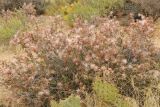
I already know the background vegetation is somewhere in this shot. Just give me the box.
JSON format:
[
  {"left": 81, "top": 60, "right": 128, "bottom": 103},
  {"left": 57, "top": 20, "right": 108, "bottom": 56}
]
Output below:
[{"left": 0, "top": 0, "right": 160, "bottom": 107}]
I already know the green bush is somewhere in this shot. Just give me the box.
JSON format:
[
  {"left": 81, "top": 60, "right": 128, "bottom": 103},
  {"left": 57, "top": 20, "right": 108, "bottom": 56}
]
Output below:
[
  {"left": 93, "top": 80, "right": 130, "bottom": 107},
  {"left": 45, "top": 0, "right": 124, "bottom": 23},
  {"left": 0, "top": 10, "right": 25, "bottom": 41},
  {"left": 45, "top": 0, "right": 76, "bottom": 15},
  {"left": 73, "top": 0, "right": 124, "bottom": 18},
  {"left": 50, "top": 95, "right": 81, "bottom": 107}
]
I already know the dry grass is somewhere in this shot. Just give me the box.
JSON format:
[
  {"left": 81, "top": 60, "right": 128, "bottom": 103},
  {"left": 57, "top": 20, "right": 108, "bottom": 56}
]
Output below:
[
  {"left": 153, "top": 37, "right": 160, "bottom": 48},
  {"left": 153, "top": 18, "right": 160, "bottom": 48},
  {"left": 0, "top": 46, "right": 15, "bottom": 106},
  {"left": 0, "top": 15, "right": 57, "bottom": 107}
]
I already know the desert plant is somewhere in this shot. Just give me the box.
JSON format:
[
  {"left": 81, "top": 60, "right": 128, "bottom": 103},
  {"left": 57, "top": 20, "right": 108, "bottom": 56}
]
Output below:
[
  {"left": 50, "top": 95, "right": 81, "bottom": 107},
  {"left": 93, "top": 80, "right": 130, "bottom": 107},
  {"left": 0, "top": 10, "right": 26, "bottom": 42},
  {"left": 45, "top": 0, "right": 124, "bottom": 24},
  {"left": 0, "top": 15, "right": 160, "bottom": 107},
  {"left": 45, "top": 0, "right": 77, "bottom": 15}
]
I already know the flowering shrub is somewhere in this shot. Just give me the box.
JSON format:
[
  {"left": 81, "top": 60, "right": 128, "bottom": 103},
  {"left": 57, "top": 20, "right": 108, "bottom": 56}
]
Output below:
[
  {"left": 61, "top": 17, "right": 160, "bottom": 102},
  {"left": 0, "top": 15, "right": 160, "bottom": 106}
]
